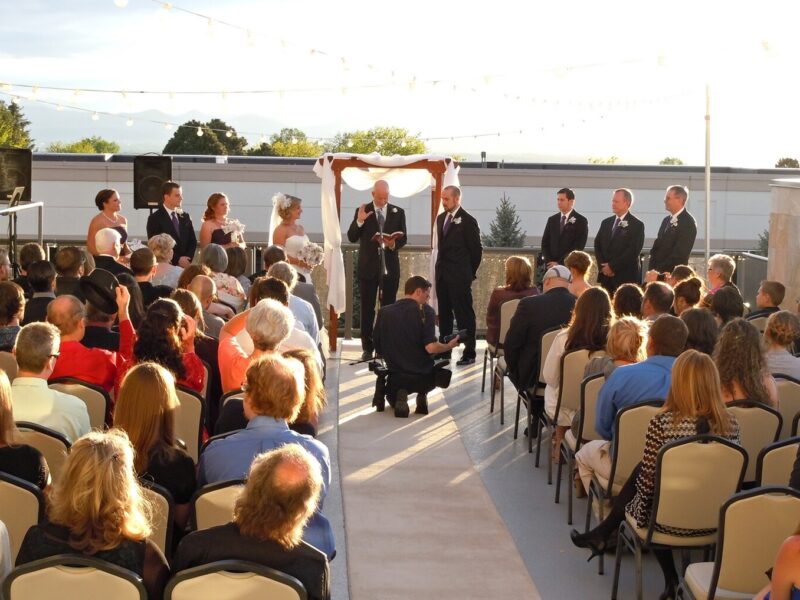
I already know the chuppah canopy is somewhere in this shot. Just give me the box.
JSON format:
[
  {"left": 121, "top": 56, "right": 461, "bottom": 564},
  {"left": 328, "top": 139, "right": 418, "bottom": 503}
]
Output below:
[{"left": 313, "top": 152, "right": 459, "bottom": 350}]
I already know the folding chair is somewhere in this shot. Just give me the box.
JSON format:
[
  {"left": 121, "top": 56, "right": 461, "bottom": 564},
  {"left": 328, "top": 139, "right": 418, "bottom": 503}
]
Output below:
[
  {"left": 755, "top": 437, "right": 800, "bottom": 486},
  {"left": 199, "top": 429, "right": 243, "bottom": 457},
  {"left": 773, "top": 374, "right": 800, "bottom": 439},
  {"left": 0, "top": 472, "right": 45, "bottom": 564},
  {"left": 175, "top": 385, "right": 206, "bottom": 463},
  {"left": 191, "top": 480, "right": 246, "bottom": 531},
  {"left": 139, "top": 479, "right": 175, "bottom": 561},
  {"left": 220, "top": 388, "right": 245, "bottom": 407},
  {"left": 15, "top": 421, "right": 71, "bottom": 483},
  {"left": 165, "top": 560, "right": 306, "bottom": 600},
  {"left": 745, "top": 315, "right": 768, "bottom": 334},
  {"left": 726, "top": 400, "right": 782, "bottom": 484},
  {"left": 482, "top": 298, "right": 520, "bottom": 393},
  {"left": 49, "top": 377, "right": 111, "bottom": 431}
]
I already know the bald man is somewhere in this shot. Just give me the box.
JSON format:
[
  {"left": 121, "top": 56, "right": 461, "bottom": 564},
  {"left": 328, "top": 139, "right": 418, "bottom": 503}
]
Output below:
[{"left": 346, "top": 180, "right": 407, "bottom": 361}]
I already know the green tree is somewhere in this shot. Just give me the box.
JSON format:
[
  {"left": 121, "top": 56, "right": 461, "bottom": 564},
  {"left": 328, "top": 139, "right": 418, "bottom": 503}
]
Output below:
[
  {"left": 325, "top": 126, "right": 426, "bottom": 155},
  {"left": 0, "top": 101, "right": 33, "bottom": 149},
  {"left": 659, "top": 157, "right": 684, "bottom": 165},
  {"left": 163, "top": 119, "right": 226, "bottom": 155},
  {"left": 47, "top": 136, "right": 120, "bottom": 153},
  {"left": 755, "top": 229, "right": 769, "bottom": 256},
  {"left": 246, "top": 142, "right": 276, "bottom": 156},
  {"left": 206, "top": 118, "right": 248, "bottom": 155},
  {"left": 481, "top": 193, "right": 526, "bottom": 248},
  {"left": 588, "top": 156, "right": 619, "bottom": 164},
  {"left": 269, "top": 128, "right": 323, "bottom": 157},
  {"left": 775, "top": 157, "right": 799, "bottom": 168}
]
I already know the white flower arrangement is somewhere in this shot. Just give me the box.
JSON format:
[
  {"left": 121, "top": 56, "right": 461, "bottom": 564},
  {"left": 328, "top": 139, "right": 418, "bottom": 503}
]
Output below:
[
  {"left": 222, "top": 218, "right": 246, "bottom": 237},
  {"left": 127, "top": 238, "right": 144, "bottom": 252},
  {"left": 670, "top": 218, "right": 679, "bottom": 227},
  {"left": 391, "top": 207, "right": 398, "bottom": 213},
  {"left": 618, "top": 220, "right": 628, "bottom": 228},
  {"left": 453, "top": 217, "right": 462, "bottom": 225},
  {"left": 297, "top": 240, "right": 324, "bottom": 267},
  {"left": 568, "top": 216, "right": 576, "bottom": 224},
  {"left": 175, "top": 207, "right": 184, "bottom": 216},
  {"left": 272, "top": 192, "right": 293, "bottom": 211}
]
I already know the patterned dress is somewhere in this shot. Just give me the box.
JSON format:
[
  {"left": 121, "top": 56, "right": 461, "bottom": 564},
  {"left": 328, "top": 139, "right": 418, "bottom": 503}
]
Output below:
[{"left": 626, "top": 411, "right": 740, "bottom": 536}]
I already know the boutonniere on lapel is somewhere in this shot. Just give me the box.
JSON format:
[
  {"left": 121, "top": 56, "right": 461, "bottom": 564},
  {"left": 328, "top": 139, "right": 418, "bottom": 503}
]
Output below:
[
  {"left": 391, "top": 207, "right": 398, "bottom": 213},
  {"left": 618, "top": 220, "right": 628, "bottom": 228},
  {"left": 568, "top": 216, "right": 576, "bottom": 224},
  {"left": 453, "top": 217, "right": 462, "bottom": 225},
  {"left": 175, "top": 207, "right": 184, "bottom": 216},
  {"left": 670, "top": 218, "right": 679, "bottom": 228}
]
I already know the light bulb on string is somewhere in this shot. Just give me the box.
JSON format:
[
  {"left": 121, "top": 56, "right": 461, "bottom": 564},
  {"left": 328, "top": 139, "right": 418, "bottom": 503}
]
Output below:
[
  {"left": 376, "top": 140, "right": 383, "bottom": 148},
  {"left": 114, "top": 0, "right": 128, "bottom": 7},
  {"left": 91, "top": 112, "right": 100, "bottom": 121},
  {"left": 164, "top": 123, "right": 173, "bottom": 130},
  {"left": 246, "top": 30, "right": 255, "bottom": 46},
  {"left": 126, "top": 117, "right": 134, "bottom": 127},
  {"left": 400, "top": 140, "right": 407, "bottom": 148},
  {"left": 225, "top": 130, "right": 233, "bottom": 138},
  {"left": 196, "top": 126, "right": 204, "bottom": 137},
  {"left": 31, "top": 86, "right": 39, "bottom": 98},
  {"left": 0, "top": 83, "right": 10, "bottom": 91},
  {"left": 346, "top": 139, "right": 353, "bottom": 148},
  {"left": 73, "top": 89, "right": 80, "bottom": 97},
  {"left": 291, "top": 137, "right": 298, "bottom": 144},
  {"left": 56, "top": 104, "right": 64, "bottom": 112},
  {"left": 10, "top": 96, "right": 20, "bottom": 105},
  {"left": 259, "top": 134, "right": 267, "bottom": 144}
]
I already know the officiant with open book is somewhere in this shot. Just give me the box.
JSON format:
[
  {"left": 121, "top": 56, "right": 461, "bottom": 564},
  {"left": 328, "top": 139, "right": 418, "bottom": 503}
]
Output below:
[{"left": 347, "top": 179, "right": 407, "bottom": 361}]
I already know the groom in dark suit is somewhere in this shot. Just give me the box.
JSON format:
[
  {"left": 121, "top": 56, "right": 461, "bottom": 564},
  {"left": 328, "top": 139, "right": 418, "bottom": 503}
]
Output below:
[
  {"left": 146, "top": 181, "right": 197, "bottom": 268},
  {"left": 593, "top": 188, "right": 645, "bottom": 294},
  {"left": 646, "top": 185, "right": 697, "bottom": 280},
  {"left": 541, "top": 187, "right": 588, "bottom": 267},
  {"left": 346, "top": 180, "right": 407, "bottom": 361},
  {"left": 436, "top": 185, "right": 483, "bottom": 366}
]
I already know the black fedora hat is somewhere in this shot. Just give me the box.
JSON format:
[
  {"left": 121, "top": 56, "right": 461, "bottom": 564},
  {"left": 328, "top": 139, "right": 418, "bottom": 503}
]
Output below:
[{"left": 79, "top": 268, "right": 119, "bottom": 314}]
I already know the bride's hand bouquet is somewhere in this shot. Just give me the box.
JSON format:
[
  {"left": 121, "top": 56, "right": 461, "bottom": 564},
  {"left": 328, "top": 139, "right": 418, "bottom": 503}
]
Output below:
[{"left": 297, "top": 241, "right": 324, "bottom": 267}]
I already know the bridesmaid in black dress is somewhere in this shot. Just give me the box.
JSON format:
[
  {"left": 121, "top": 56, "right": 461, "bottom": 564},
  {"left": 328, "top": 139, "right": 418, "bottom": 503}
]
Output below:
[
  {"left": 87, "top": 189, "right": 131, "bottom": 257},
  {"left": 199, "top": 193, "right": 246, "bottom": 250}
]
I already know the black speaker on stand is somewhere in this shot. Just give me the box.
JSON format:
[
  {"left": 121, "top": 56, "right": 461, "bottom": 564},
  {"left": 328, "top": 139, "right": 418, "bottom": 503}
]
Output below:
[
  {"left": 133, "top": 155, "right": 172, "bottom": 210},
  {"left": 0, "top": 147, "right": 32, "bottom": 277}
]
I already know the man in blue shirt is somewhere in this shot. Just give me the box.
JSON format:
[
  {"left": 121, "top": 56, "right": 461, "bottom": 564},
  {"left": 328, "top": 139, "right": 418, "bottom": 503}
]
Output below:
[
  {"left": 199, "top": 353, "right": 335, "bottom": 558},
  {"left": 575, "top": 315, "right": 688, "bottom": 494}
]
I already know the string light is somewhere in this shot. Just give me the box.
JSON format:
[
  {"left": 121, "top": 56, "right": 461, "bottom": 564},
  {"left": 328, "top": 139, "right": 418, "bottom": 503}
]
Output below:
[
  {"left": 196, "top": 126, "right": 203, "bottom": 136},
  {"left": 91, "top": 112, "right": 99, "bottom": 121},
  {"left": 259, "top": 134, "right": 267, "bottom": 144},
  {"left": 290, "top": 137, "right": 298, "bottom": 144},
  {"left": 0, "top": 83, "right": 10, "bottom": 92},
  {"left": 113, "top": 0, "right": 128, "bottom": 7},
  {"left": 164, "top": 123, "right": 172, "bottom": 130},
  {"left": 225, "top": 130, "right": 233, "bottom": 138},
  {"left": 126, "top": 117, "right": 134, "bottom": 126},
  {"left": 346, "top": 139, "right": 353, "bottom": 148}
]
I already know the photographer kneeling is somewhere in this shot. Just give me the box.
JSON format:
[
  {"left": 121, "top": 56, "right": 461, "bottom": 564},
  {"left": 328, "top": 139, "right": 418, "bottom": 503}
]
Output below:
[{"left": 372, "top": 275, "right": 462, "bottom": 418}]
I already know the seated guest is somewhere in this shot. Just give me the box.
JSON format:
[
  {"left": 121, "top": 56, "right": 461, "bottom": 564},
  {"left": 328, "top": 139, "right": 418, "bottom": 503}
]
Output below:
[
  {"left": 641, "top": 281, "right": 674, "bottom": 322},
  {"left": 0, "top": 282, "right": 24, "bottom": 351},
  {"left": 268, "top": 262, "right": 319, "bottom": 343},
  {"left": 171, "top": 289, "right": 222, "bottom": 426},
  {"left": 764, "top": 311, "right": 800, "bottom": 380},
  {"left": 700, "top": 253, "right": 738, "bottom": 307},
  {"left": 201, "top": 243, "right": 246, "bottom": 311},
  {"left": 680, "top": 307, "right": 719, "bottom": 355},
  {"left": 114, "top": 362, "right": 196, "bottom": 530},
  {"left": 130, "top": 247, "right": 172, "bottom": 308},
  {"left": 484, "top": 255, "right": 538, "bottom": 347},
  {"left": 572, "top": 350, "right": 740, "bottom": 600},
  {"left": 0, "top": 248, "right": 10, "bottom": 282},
  {"left": 47, "top": 288, "right": 133, "bottom": 394},
  {"left": 260, "top": 245, "right": 322, "bottom": 328},
  {"left": 714, "top": 318, "right": 778, "bottom": 406},
  {"left": 225, "top": 246, "right": 251, "bottom": 298},
  {"left": 749, "top": 280, "right": 785, "bottom": 320},
  {"left": 665, "top": 264, "right": 697, "bottom": 287},
  {"left": 612, "top": 282, "right": 644, "bottom": 318},
  {"left": 82, "top": 300, "right": 120, "bottom": 352},
  {"left": 117, "top": 273, "right": 146, "bottom": 329},
  {"left": 21, "top": 260, "right": 56, "bottom": 325},
  {"left": 373, "top": 276, "right": 461, "bottom": 418},
  {"left": 575, "top": 315, "right": 688, "bottom": 495},
  {"left": 544, "top": 287, "right": 613, "bottom": 449},
  {"left": 11, "top": 322, "right": 90, "bottom": 442},
  {"left": 754, "top": 523, "right": 800, "bottom": 600},
  {"left": 199, "top": 354, "right": 335, "bottom": 559},
  {"left": 711, "top": 285, "right": 745, "bottom": 326},
  {"left": 672, "top": 276, "right": 704, "bottom": 315},
  {"left": 93, "top": 228, "right": 133, "bottom": 277},
  {"left": 16, "top": 429, "right": 169, "bottom": 599},
  {"left": 584, "top": 315, "right": 648, "bottom": 379},
  {"left": 187, "top": 275, "right": 224, "bottom": 338},
  {"left": 174, "top": 445, "right": 330, "bottom": 600},
  {"left": 178, "top": 263, "right": 233, "bottom": 320},
  {"left": 504, "top": 265, "right": 577, "bottom": 389},
  {"left": 565, "top": 250, "right": 594, "bottom": 298},
  {"left": 218, "top": 298, "right": 293, "bottom": 393},
  {"left": 0, "top": 368, "right": 50, "bottom": 489},
  {"left": 13, "top": 242, "right": 45, "bottom": 299},
  {"left": 116, "top": 298, "right": 204, "bottom": 396},
  {"left": 53, "top": 246, "right": 85, "bottom": 301},
  {"left": 148, "top": 233, "right": 184, "bottom": 289}
]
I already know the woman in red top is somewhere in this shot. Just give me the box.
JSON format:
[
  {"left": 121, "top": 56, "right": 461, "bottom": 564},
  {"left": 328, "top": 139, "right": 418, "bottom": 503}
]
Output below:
[
  {"left": 484, "top": 255, "right": 538, "bottom": 347},
  {"left": 116, "top": 298, "right": 204, "bottom": 396}
]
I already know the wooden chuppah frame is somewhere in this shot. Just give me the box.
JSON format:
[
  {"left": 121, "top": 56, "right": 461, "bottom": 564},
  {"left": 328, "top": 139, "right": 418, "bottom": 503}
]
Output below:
[{"left": 317, "top": 155, "right": 455, "bottom": 352}]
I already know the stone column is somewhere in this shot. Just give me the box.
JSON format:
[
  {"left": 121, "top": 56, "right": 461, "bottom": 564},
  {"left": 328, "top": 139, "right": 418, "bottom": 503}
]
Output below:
[{"left": 768, "top": 179, "right": 800, "bottom": 310}]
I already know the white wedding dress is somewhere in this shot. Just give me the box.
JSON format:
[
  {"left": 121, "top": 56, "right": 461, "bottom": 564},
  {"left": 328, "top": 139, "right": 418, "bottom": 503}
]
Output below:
[{"left": 284, "top": 234, "right": 314, "bottom": 283}]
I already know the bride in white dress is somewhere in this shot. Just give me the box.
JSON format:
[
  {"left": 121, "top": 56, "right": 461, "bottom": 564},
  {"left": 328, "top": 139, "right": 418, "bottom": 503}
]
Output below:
[{"left": 269, "top": 193, "right": 314, "bottom": 283}]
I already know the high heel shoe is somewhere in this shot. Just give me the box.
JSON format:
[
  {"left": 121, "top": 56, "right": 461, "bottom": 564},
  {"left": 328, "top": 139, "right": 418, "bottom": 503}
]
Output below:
[{"left": 570, "top": 528, "right": 612, "bottom": 561}]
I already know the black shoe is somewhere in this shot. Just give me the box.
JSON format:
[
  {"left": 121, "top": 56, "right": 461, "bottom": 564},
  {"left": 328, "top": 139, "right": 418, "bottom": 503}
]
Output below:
[
  {"left": 394, "top": 390, "right": 409, "bottom": 418},
  {"left": 372, "top": 394, "right": 385, "bottom": 412},
  {"left": 456, "top": 356, "right": 476, "bottom": 366},
  {"left": 569, "top": 529, "right": 613, "bottom": 561},
  {"left": 414, "top": 393, "right": 428, "bottom": 415},
  {"left": 361, "top": 350, "right": 373, "bottom": 361}
]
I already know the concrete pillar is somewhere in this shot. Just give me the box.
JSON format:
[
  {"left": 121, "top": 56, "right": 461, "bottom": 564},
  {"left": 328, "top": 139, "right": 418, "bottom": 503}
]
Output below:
[{"left": 768, "top": 179, "right": 800, "bottom": 310}]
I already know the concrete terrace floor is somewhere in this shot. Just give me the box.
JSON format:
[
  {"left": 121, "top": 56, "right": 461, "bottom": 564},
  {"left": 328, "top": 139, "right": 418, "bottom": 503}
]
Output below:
[{"left": 320, "top": 340, "right": 667, "bottom": 600}]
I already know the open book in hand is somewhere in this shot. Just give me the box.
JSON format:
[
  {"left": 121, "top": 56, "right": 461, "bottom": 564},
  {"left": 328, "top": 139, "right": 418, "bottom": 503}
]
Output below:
[{"left": 370, "top": 231, "right": 404, "bottom": 243}]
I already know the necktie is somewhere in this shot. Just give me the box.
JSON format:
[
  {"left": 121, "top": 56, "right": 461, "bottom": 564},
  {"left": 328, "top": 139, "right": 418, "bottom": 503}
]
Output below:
[
  {"left": 443, "top": 213, "right": 453, "bottom": 237},
  {"left": 560, "top": 214, "right": 567, "bottom": 233},
  {"left": 611, "top": 217, "right": 620, "bottom": 236},
  {"left": 171, "top": 211, "right": 181, "bottom": 239},
  {"left": 376, "top": 207, "right": 385, "bottom": 229}
]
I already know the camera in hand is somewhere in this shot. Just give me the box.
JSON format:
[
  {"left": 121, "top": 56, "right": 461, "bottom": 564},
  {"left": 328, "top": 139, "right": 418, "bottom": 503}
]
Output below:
[{"left": 443, "top": 329, "right": 467, "bottom": 344}]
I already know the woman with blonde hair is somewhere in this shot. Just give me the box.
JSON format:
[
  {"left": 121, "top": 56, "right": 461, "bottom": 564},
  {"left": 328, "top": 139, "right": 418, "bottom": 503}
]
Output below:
[
  {"left": 565, "top": 250, "right": 593, "bottom": 298},
  {"left": 283, "top": 348, "right": 327, "bottom": 437},
  {"left": 764, "top": 310, "right": 800, "bottom": 380},
  {"left": 484, "top": 255, "right": 538, "bottom": 347},
  {"left": 148, "top": 233, "right": 184, "bottom": 289},
  {"left": 572, "top": 350, "right": 740, "bottom": 599},
  {"left": 199, "top": 192, "right": 246, "bottom": 250},
  {"left": 114, "top": 362, "right": 196, "bottom": 528},
  {"left": 16, "top": 429, "right": 169, "bottom": 598},
  {"left": 584, "top": 315, "right": 647, "bottom": 379},
  {"left": 714, "top": 318, "right": 778, "bottom": 406},
  {"left": 0, "top": 369, "right": 49, "bottom": 489}
]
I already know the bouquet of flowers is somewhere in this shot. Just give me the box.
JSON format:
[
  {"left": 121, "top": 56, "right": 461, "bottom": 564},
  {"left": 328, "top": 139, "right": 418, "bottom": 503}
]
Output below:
[
  {"left": 297, "top": 240, "right": 324, "bottom": 267},
  {"left": 127, "top": 238, "right": 144, "bottom": 252},
  {"left": 223, "top": 218, "right": 246, "bottom": 238}
]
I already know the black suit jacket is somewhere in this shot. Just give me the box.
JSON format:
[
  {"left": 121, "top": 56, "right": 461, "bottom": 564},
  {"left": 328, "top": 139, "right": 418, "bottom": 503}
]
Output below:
[
  {"left": 146, "top": 207, "right": 198, "bottom": 266},
  {"left": 648, "top": 209, "right": 697, "bottom": 274},
  {"left": 93, "top": 255, "right": 134, "bottom": 278},
  {"left": 138, "top": 281, "right": 172, "bottom": 307},
  {"left": 594, "top": 213, "right": 645, "bottom": 290},
  {"left": 346, "top": 202, "right": 406, "bottom": 282},
  {"left": 21, "top": 295, "right": 54, "bottom": 326},
  {"left": 503, "top": 287, "right": 577, "bottom": 388},
  {"left": 541, "top": 210, "right": 588, "bottom": 264},
  {"left": 435, "top": 207, "right": 483, "bottom": 286},
  {"left": 55, "top": 277, "right": 85, "bottom": 302}
]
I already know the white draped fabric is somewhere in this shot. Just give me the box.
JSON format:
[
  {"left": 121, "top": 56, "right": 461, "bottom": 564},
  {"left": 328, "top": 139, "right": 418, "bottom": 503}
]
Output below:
[{"left": 313, "top": 153, "right": 459, "bottom": 315}]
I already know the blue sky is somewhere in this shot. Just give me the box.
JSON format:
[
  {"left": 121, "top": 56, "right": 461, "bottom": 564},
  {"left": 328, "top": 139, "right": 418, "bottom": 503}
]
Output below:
[{"left": 2, "top": 0, "right": 800, "bottom": 166}]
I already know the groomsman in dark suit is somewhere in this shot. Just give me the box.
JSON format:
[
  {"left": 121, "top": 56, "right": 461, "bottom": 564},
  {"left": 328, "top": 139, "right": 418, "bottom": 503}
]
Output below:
[
  {"left": 436, "top": 185, "right": 483, "bottom": 366},
  {"left": 541, "top": 188, "right": 588, "bottom": 267},
  {"left": 346, "top": 180, "right": 407, "bottom": 361},
  {"left": 645, "top": 185, "right": 698, "bottom": 280},
  {"left": 146, "top": 181, "right": 197, "bottom": 268},
  {"left": 593, "top": 188, "right": 645, "bottom": 294}
]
